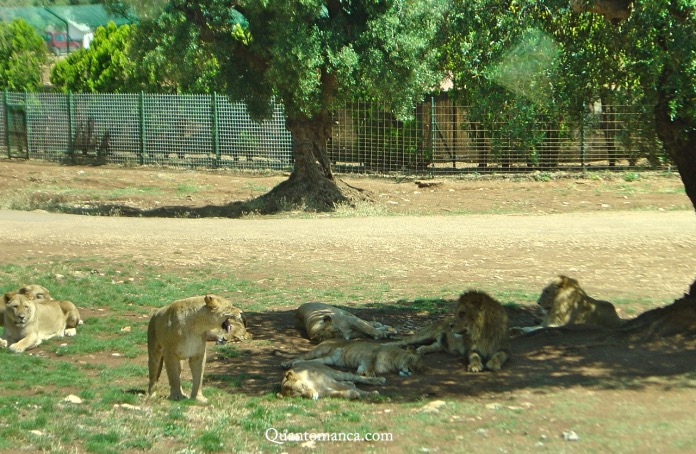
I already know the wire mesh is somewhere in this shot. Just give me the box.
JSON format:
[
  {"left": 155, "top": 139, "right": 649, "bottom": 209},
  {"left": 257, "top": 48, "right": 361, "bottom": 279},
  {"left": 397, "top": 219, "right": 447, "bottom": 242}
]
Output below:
[
  {"left": 0, "top": 91, "right": 664, "bottom": 175},
  {"left": 328, "top": 98, "right": 664, "bottom": 174}
]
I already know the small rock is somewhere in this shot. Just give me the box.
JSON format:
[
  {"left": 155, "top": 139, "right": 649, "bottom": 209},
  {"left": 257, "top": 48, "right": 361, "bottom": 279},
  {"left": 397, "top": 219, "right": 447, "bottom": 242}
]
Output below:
[
  {"left": 63, "top": 395, "right": 82, "bottom": 404},
  {"left": 114, "top": 403, "right": 142, "bottom": 411},
  {"left": 418, "top": 400, "right": 446, "bottom": 413},
  {"left": 562, "top": 430, "right": 580, "bottom": 441}
]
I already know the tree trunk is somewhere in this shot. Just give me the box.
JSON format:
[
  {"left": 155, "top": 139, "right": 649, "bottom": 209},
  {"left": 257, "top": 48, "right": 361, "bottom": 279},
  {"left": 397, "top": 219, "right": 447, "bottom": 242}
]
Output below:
[
  {"left": 655, "top": 68, "right": 696, "bottom": 212},
  {"left": 254, "top": 111, "right": 368, "bottom": 213}
]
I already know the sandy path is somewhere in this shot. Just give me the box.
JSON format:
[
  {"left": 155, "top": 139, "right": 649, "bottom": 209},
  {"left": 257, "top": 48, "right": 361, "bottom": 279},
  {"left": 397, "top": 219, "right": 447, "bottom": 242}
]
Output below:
[{"left": 2, "top": 209, "right": 695, "bottom": 300}]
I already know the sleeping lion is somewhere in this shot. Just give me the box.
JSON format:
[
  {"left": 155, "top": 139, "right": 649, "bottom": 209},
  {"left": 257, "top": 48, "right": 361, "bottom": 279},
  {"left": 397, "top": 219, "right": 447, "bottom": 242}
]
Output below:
[
  {"left": 279, "top": 362, "right": 384, "bottom": 400},
  {"left": 281, "top": 339, "right": 424, "bottom": 377},
  {"left": 296, "top": 302, "right": 396, "bottom": 342}
]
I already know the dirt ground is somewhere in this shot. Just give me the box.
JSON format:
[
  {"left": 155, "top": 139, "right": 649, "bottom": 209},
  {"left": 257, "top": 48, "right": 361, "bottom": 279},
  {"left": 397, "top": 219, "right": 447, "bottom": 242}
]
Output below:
[{"left": 1, "top": 160, "right": 696, "bottom": 451}]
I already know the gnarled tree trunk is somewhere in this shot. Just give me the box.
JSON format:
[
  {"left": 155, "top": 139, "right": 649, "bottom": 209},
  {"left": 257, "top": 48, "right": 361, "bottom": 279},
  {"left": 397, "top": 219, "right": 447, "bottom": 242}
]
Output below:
[
  {"left": 655, "top": 68, "right": 696, "bottom": 212},
  {"left": 255, "top": 111, "right": 367, "bottom": 213}
]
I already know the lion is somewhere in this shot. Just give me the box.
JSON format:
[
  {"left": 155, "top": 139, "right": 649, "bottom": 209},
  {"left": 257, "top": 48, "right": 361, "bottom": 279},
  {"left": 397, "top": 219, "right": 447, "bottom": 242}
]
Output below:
[
  {"left": 384, "top": 316, "right": 467, "bottom": 355},
  {"left": 147, "top": 294, "right": 245, "bottom": 402},
  {"left": 450, "top": 290, "right": 511, "bottom": 372},
  {"left": 17, "top": 284, "right": 52, "bottom": 301},
  {"left": 206, "top": 313, "right": 252, "bottom": 344},
  {"left": 281, "top": 339, "right": 424, "bottom": 377},
  {"left": 1, "top": 292, "right": 81, "bottom": 353},
  {"left": 279, "top": 362, "right": 385, "bottom": 400},
  {"left": 537, "top": 275, "right": 623, "bottom": 329},
  {"left": 296, "top": 302, "right": 397, "bottom": 343},
  {"left": 1, "top": 284, "right": 53, "bottom": 328}
]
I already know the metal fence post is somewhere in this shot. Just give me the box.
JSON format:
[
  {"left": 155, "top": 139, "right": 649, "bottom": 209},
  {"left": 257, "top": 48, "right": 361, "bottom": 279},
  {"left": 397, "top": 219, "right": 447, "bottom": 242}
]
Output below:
[
  {"left": 431, "top": 96, "right": 436, "bottom": 164},
  {"left": 3, "top": 90, "right": 9, "bottom": 158},
  {"left": 211, "top": 92, "right": 220, "bottom": 167},
  {"left": 67, "top": 92, "right": 74, "bottom": 156},
  {"left": 24, "top": 91, "right": 31, "bottom": 158},
  {"left": 580, "top": 101, "right": 586, "bottom": 172},
  {"left": 139, "top": 91, "right": 145, "bottom": 165}
]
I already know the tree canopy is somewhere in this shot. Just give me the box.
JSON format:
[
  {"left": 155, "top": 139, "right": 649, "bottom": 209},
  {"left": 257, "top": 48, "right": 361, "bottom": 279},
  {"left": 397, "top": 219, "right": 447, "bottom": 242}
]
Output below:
[
  {"left": 0, "top": 18, "right": 47, "bottom": 91},
  {"left": 126, "top": 0, "right": 447, "bottom": 211}
]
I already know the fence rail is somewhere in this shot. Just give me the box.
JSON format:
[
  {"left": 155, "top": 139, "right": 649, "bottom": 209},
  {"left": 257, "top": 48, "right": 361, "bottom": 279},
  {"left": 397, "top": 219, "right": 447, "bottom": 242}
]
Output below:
[{"left": 1, "top": 91, "right": 665, "bottom": 175}]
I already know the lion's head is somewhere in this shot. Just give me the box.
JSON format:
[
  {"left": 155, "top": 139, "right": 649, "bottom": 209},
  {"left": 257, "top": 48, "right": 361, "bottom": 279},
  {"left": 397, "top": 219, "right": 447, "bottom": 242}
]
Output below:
[
  {"left": 3, "top": 292, "right": 37, "bottom": 327},
  {"left": 17, "top": 284, "right": 52, "bottom": 301},
  {"left": 451, "top": 290, "right": 507, "bottom": 340},
  {"left": 537, "top": 275, "right": 583, "bottom": 316},
  {"left": 398, "top": 348, "right": 425, "bottom": 375}
]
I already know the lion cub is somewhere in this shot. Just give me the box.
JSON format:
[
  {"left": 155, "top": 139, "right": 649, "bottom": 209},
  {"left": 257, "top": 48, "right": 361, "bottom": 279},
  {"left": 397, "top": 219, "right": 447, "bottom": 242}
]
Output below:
[
  {"left": 279, "top": 362, "right": 385, "bottom": 400},
  {"left": 297, "top": 302, "right": 397, "bottom": 342},
  {"left": 1, "top": 292, "right": 81, "bottom": 353},
  {"left": 451, "top": 290, "right": 511, "bottom": 372},
  {"left": 281, "top": 339, "right": 424, "bottom": 377},
  {"left": 147, "top": 294, "right": 245, "bottom": 402},
  {"left": 538, "top": 275, "right": 623, "bottom": 329}
]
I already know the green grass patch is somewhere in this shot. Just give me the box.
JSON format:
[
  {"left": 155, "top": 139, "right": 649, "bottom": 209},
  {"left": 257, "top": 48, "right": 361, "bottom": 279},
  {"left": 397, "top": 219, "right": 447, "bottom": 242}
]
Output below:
[{"left": 0, "top": 259, "right": 693, "bottom": 453}]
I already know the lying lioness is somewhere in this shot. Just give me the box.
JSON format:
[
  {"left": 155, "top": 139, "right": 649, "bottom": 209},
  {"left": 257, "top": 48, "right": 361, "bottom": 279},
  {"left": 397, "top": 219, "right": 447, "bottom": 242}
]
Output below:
[
  {"left": 279, "top": 362, "right": 385, "bottom": 400},
  {"left": 281, "top": 339, "right": 423, "bottom": 377},
  {"left": 1, "top": 292, "right": 81, "bottom": 353},
  {"left": 297, "top": 302, "right": 396, "bottom": 342},
  {"left": 1, "top": 284, "right": 54, "bottom": 328}
]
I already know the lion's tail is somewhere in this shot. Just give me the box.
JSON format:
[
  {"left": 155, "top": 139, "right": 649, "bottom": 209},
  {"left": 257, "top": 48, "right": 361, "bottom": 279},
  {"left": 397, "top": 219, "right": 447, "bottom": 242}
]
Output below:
[{"left": 272, "top": 349, "right": 295, "bottom": 358}]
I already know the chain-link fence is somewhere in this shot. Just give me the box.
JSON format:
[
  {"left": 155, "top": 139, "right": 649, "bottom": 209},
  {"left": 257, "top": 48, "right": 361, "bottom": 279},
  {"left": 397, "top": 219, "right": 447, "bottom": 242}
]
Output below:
[
  {"left": 1, "top": 91, "right": 292, "bottom": 170},
  {"left": 1, "top": 91, "right": 665, "bottom": 175},
  {"left": 329, "top": 98, "right": 665, "bottom": 174}
]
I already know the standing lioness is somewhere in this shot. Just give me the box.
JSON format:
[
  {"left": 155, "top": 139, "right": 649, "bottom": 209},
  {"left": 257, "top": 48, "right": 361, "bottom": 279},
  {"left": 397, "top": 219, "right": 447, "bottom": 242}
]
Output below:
[{"left": 147, "top": 294, "right": 244, "bottom": 402}]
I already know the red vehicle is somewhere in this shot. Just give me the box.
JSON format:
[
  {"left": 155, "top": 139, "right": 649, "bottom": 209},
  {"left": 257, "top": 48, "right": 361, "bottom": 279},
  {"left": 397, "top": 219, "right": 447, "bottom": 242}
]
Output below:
[{"left": 44, "top": 30, "right": 81, "bottom": 55}]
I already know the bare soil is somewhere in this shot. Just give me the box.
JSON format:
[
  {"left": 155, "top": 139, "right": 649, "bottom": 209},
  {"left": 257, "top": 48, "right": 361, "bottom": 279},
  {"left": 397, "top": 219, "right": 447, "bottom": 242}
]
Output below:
[{"left": 1, "top": 160, "right": 696, "bottom": 452}]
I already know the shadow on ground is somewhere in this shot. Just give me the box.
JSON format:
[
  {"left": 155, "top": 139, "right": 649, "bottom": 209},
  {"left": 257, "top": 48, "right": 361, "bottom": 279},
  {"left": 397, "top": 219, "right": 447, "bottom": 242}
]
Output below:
[{"left": 203, "top": 301, "right": 696, "bottom": 402}]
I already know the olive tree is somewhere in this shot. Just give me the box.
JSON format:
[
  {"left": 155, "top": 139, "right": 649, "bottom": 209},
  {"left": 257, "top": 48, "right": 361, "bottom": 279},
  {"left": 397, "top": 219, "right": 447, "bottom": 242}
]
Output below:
[
  {"left": 573, "top": 0, "right": 695, "bottom": 211},
  {"left": 572, "top": 0, "right": 696, "bottom": 327},
  {"left": 133, "top": 0, "right": 446, "bottom": 211}
]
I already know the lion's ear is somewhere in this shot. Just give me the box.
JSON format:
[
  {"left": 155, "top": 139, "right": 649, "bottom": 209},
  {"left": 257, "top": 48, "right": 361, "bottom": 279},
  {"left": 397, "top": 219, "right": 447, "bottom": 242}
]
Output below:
[
  {"left": 322, "top": 315, "right": 332, "bottom": 323},
  {"left": 3, "top": 292, "right": 15, "bottom": 305},
  {"left": 204, "top": 295, "right": 220, "bottom": 309}
]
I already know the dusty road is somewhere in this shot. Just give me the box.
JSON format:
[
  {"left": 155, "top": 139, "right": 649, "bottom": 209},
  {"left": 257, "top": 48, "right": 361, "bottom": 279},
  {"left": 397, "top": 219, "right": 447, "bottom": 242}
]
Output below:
[{"left": 2, "top": 209, "right": 695, "bottom": 301}]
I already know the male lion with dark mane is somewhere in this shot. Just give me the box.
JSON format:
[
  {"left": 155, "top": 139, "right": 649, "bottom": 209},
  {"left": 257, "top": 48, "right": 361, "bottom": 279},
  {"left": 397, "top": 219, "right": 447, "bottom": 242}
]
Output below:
[
  {"left": 296, "top": 302, "right": 396, "bottom": 342},
  {"left": 538, "top": 275, "right": 623, "bottom": 329},
  {"left": 451, "top": 290, "right": 510, "bottom": 372},
  {"left": 279, "top": 362, "right": 384, "bottom": 400}
]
